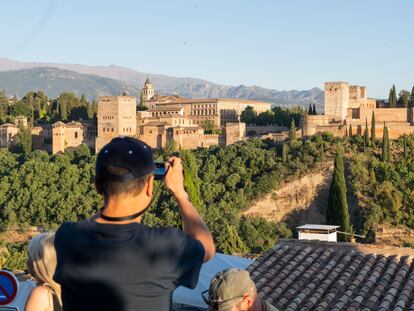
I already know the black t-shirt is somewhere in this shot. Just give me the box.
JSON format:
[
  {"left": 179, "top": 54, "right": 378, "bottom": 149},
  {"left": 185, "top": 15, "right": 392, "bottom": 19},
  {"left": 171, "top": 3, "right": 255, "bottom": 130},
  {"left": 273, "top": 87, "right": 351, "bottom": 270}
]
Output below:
[{"left": 53, "top": 219, "right": 205, "bottom": 311}]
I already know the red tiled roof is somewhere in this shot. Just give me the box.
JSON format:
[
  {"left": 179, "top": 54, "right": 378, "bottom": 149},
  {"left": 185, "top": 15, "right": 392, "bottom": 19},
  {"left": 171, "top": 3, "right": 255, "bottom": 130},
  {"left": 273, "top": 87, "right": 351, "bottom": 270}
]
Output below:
[{"left": 247, "top": 239, "right": 414, "bottom": 311}]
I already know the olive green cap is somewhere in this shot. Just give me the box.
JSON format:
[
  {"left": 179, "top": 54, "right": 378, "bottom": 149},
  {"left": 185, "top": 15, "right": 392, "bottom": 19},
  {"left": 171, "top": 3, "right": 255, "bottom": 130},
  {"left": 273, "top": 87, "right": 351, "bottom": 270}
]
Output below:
[{"left": 207, "top": 268, "right": 255, "bottom": 311}]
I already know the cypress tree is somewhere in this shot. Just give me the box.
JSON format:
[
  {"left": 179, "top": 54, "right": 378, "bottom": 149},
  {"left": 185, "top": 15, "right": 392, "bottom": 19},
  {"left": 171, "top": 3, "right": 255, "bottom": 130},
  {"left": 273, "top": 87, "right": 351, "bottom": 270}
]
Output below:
[
  {"left": 327, "top": 150, "right": 351, "bottom": 240},
  {"left": 382, "top": 124, "right": 389, "bottom": 162},
  {"left": 410, "top": 86, "right": 414, "bottom": 107},
  {"left": 364, "top": 117, "right": 369, "bottom": 149},
  {"left": 371, "top": 111, "right": 376, "bottom": 144},
  {"left": 349, "top": 124, "right": 353, "bottom": 137},
  {"left": 404, "top": 136, "right": 408, "bottom": 158},
  {"left": 387, "top": 128, "right": 391, "bottom": 161},
  {"left": 282, "top": 143, "right": 288, "bottom": 163},
  {"left": 308, "top": 103, "right": 312, "bottom": 115},
  {"left": 312, "top": 103, "right": 317, "bottom": 115},
  {"left": 288, "top": 119, "right": 296, "bottom": 141},
  {"left": 321, "top": 141, "right": 325, "bottom": 161},
  {"left": 388, "top": 89, "right": 393, "bottom": 108},
  {"left": 392, "top": 84, "right": 397, "bottom": 107}
]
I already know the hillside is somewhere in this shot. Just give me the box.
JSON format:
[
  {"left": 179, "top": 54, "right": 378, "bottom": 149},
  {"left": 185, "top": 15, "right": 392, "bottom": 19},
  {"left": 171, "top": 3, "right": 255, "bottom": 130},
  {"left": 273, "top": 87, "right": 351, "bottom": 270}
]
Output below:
[
  {"left": 244, "top": 163, "right": 333, "bottom": 227},
  {"left": 0, "top": 67, "right": 139, "bottom": 99},
  {"left": 0, "top": 58, "right": 323, "bottom": 108}
]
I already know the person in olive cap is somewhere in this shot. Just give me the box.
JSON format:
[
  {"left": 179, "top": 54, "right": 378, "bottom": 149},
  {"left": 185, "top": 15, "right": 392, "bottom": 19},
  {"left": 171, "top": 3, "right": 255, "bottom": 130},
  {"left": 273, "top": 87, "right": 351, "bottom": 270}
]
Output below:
[
  {"left": 204, "top": 268, "right": 278, "bottom": 311},
  {"left": 53, "top": 137, "right": 215, "bottom": 311}
]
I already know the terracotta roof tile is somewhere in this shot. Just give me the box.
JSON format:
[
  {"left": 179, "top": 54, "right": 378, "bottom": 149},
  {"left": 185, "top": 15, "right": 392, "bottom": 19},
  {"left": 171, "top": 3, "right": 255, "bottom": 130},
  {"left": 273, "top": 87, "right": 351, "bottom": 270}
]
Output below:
[{"left": 247, "top": 239, "right": 414, "bottom": 310}]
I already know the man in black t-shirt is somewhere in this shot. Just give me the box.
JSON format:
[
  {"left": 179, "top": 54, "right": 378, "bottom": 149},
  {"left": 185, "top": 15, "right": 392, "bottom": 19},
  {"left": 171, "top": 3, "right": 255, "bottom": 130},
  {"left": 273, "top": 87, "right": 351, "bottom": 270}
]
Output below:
[{"left": 53, "top": 137, "right": 215, "bottom": 311}]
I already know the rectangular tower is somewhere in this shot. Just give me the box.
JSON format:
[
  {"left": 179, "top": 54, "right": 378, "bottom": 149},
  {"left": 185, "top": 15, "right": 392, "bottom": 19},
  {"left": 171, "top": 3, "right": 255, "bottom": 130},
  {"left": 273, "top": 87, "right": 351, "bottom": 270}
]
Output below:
[
  {"left": 324, "top": 82, "right": 349, "bottom": 122},
  {"left": 95, "top": 96, "right": 137, "bottom": 152}
]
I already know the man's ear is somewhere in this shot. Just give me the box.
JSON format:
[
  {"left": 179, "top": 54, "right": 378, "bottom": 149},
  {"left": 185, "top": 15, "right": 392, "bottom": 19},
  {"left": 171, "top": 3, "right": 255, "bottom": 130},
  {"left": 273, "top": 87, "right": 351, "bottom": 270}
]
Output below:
[
  {"left": 146, "top": 175, "right": 154, "bottom": 197},
  {"left": 239, "top": 294, "right": 254, "bottom": 309},
  {"left": 94, "top": 178, "right": 103, "bottom": 195}
]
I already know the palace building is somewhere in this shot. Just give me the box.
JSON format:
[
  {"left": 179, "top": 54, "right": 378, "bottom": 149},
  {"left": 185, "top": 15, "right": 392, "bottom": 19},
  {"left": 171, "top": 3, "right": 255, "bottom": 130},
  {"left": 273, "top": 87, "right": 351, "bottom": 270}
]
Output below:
[
  {"left": 1, "top": 80, "right": 272, "bottom": 154},
  {"left": 302, "top": 81, "right": 414, "bottom": 139},
  {"left": 141, "top": 78, "right": 271, "bottom": 127}
]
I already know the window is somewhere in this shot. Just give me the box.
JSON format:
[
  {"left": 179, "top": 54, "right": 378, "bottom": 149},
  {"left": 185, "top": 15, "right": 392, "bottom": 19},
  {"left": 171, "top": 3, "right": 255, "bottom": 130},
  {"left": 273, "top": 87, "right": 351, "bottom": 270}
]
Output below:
[
  {"left": 111, "top": 128, "right": 114, "bottom": 132},
  {"left": 74, "top": 132, "right": 78, "bottom": 139}
]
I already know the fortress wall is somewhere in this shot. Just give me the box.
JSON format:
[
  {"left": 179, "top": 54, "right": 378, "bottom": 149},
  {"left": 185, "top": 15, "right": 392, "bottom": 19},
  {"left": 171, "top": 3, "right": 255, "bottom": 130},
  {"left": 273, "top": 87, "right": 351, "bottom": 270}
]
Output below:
[
  {"left": 313, "top": 125, "right": 346, "bottom": 137},
  {"left": 301, "top": 115, "right": 333, "bottom": 136},
  {"left": 357, "top": 107, "right": 413, "bottom": 123},
  {"left": 245, "top": 125, "right": 287, "bottom": 135}
]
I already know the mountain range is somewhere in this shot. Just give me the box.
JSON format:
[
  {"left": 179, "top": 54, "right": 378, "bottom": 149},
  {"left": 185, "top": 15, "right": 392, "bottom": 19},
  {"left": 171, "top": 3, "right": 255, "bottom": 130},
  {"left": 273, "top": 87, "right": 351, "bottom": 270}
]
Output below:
[{"left": 0, "top": 58, "right": 323, "bottom": 109}]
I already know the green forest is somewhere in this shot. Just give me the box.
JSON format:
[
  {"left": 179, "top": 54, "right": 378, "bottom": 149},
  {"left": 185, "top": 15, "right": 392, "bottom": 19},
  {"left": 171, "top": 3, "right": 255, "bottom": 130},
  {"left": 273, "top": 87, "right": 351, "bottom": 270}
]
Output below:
[
  {"left": 0, "top": 131, "right": 342, "bottom": 270},
  {"left": 0, "top": 90, "right": 97, "bottom": 124},
  {"left": 2, "top": 127, "right": 414, "bottom": 271}
]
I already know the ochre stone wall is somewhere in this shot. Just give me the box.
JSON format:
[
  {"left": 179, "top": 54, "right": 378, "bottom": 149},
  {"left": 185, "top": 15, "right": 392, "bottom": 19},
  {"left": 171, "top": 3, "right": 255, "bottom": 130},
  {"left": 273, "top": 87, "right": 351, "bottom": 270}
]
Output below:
[
  {"left": 245, "top": 125, "right": 287, "bottom": 136},
  {"left": 324, "top": 82, "right": 349, "bottom": 121},
  {"left": 96, "top": 96, "right": 137, "bottom": 152}
]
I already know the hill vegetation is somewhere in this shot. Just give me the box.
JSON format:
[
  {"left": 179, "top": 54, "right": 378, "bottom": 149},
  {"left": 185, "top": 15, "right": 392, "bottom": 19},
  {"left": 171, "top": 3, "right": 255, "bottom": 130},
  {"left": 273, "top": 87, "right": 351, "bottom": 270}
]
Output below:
[
  {"left": 0, "top": 132, "right": 341, "bottom": 270},
  {"left": 2, "top": 130, "right": 414, "bottom": 271}
]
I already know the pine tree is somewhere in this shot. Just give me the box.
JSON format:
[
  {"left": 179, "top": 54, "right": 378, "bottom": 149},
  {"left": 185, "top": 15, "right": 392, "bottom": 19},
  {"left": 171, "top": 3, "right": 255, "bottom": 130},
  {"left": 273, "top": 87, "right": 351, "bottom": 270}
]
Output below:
[
  {"left": 308, "top": 103, "right": 312, "bottom": 115},
  {"left": 288, "top": 119, "right": 296, "bottom": 141},
  {"left": 312, "top": 104, "right": 317, "bottom": 115},
  {"left": 371, "top": 111, "right": 376, "bottom": 144},
  {"left": 282, "top": 143, "right": 288, "bottom": 163},
  {"left": 327, "top": 150, "right": 352, "bottom": 240},
  {"left": 382, "top": 124, "right": 389, "bottom": 162},
  {"left": 349, "top": 124, "right": 353, "bottom": 137}
]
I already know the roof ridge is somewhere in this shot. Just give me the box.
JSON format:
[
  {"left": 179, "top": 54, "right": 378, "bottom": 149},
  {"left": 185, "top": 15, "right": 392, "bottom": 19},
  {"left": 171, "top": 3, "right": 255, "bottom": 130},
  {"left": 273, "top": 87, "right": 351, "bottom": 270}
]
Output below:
[{"left": 278, "top": 239, "right": 414, "bottom": 258}]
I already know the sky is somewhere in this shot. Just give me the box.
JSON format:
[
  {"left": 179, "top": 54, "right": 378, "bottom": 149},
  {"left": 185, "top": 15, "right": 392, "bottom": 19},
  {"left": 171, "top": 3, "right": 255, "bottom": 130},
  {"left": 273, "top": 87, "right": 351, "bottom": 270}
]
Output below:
[{"left": 0, "top": 0, "right": 413, "bottom": 98}]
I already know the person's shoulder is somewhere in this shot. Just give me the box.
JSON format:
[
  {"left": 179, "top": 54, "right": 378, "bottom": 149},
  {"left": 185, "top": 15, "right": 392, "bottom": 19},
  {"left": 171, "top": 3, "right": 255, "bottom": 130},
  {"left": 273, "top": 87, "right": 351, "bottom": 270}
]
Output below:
[
  {"left": 55, "top": 220, "right": 88, "bottom": 245},
  {"left": 56, "top": 220, "right": 87, "bottom": 234},
  {"left": 265, "top": 301, "right": 279, "bottom": 311},
  {"left": 25, "top": 286, "right": 51, "bottom": 311}
]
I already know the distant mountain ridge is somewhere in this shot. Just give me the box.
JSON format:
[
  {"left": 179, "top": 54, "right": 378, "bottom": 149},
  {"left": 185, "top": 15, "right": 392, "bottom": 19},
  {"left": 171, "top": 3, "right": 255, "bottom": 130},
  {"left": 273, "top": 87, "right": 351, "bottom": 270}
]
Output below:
[{"left": 0, "top": 58, "right": 323, "bottom": 109}]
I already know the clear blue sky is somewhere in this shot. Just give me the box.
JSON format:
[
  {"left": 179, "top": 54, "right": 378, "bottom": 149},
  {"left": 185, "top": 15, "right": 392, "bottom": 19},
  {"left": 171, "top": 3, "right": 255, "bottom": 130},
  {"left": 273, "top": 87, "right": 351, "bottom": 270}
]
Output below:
[{"left": 1, "top": 0, "right": 413, "bottom": 98}]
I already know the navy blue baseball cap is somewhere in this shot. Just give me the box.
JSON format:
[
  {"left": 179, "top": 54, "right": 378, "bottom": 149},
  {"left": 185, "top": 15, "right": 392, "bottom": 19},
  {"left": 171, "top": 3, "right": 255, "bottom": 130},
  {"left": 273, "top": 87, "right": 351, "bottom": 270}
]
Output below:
[{"left": 96, "top": 136, "right": 155, "bottom": 182}]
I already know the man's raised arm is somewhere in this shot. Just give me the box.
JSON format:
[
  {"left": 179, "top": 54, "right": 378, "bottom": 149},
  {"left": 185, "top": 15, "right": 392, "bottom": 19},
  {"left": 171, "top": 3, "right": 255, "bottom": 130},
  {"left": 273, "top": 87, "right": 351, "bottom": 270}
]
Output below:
[{"left": 164, "top": 157, "right": 215, "bottom": 262}]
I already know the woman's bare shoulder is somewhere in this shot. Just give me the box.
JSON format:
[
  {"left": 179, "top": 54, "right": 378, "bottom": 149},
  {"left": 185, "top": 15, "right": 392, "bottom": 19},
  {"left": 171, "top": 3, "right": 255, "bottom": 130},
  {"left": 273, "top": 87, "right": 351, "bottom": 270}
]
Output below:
[{"left": 25, "top": 286, "right": 51, "bottom": 311}]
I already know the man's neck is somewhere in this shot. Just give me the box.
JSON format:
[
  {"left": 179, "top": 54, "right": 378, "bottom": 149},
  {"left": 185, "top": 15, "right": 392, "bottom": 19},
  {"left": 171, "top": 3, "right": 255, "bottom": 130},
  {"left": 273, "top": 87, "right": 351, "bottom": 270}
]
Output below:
[{"left": 94, "top": 194, "right": 150, "bottom": 224}]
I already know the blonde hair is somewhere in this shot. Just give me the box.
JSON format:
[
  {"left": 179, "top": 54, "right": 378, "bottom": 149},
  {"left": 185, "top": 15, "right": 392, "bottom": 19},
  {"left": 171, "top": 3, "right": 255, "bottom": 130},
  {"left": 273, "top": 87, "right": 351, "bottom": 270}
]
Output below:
[{"left": 27, "top": 232, "right": 62, "bottom": 308}]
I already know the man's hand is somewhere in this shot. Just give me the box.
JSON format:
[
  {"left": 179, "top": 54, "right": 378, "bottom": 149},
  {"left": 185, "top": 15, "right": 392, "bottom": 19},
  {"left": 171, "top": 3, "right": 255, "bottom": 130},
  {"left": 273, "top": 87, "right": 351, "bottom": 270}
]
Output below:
[{"left": 164, "top": 157, "right": 187, "bottom": 199}]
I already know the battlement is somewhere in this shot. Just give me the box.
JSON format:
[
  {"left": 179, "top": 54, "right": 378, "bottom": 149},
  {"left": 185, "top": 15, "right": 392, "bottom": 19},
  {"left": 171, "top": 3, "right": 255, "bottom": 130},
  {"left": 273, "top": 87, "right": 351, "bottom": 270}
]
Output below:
[
  {"left": 98, "top": 95, "right": 135, "bottom": 101},
  {"left": 325, "top": 81, "right": 349, "bottom": 86}
]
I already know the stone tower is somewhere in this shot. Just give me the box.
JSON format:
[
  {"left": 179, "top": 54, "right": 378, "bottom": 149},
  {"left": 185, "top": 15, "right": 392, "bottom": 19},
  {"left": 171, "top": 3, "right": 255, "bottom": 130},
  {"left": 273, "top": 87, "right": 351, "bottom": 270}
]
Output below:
[
  {"left": 324, "top": 82, "right": 349, "bottom": 122},
  {"left": 52, "top": 121, "right": 66, "bottom": 154},
  {"left": 141, "top": 78, "right": 155, "bottom": 102},
  {"left": 95, "top": 96, "right": 137, "bottom": 152}
]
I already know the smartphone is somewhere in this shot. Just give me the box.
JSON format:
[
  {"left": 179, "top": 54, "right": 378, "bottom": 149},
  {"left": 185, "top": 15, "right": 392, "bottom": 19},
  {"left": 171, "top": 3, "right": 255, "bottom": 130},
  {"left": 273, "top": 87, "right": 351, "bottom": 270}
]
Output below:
[{"left": 154, "top": 162, "right": 166, "bottom": 180}]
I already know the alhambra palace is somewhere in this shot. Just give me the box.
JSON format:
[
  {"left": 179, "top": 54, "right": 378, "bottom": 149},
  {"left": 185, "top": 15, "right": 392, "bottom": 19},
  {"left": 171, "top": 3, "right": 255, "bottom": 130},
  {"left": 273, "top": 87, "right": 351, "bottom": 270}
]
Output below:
[{"left": 1, "top": 80, "right": 414, "bottom": 154}]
